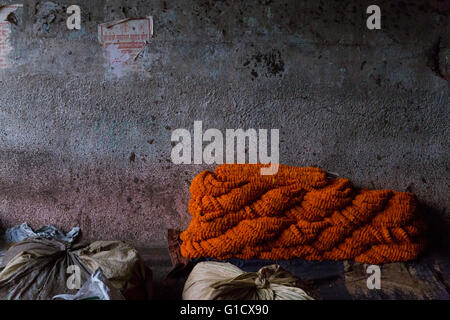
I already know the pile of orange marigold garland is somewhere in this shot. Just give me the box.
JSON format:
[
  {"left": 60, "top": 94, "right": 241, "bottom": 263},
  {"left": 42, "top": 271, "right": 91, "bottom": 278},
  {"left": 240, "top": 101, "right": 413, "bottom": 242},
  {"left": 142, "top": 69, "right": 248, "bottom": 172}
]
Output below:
[{"left": 180, "top": 164, "right": 426, "bottom": 264}]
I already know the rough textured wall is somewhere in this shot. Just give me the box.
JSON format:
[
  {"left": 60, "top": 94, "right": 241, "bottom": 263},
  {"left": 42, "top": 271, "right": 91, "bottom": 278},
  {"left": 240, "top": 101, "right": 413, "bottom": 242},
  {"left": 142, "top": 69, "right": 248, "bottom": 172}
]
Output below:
[{"left": 0, "top": 0, "right": 448, "bottom": 246}]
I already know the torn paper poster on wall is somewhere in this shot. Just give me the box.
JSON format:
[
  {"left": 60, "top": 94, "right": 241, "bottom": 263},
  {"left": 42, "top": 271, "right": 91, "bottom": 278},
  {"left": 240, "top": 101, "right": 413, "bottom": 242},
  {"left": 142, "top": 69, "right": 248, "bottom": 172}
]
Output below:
[
  {"left": 98, "top": 17, "right": 153, "bottom": 77},
  {"left": 0, "top": 4, "right": 22, "bottom": 69}
]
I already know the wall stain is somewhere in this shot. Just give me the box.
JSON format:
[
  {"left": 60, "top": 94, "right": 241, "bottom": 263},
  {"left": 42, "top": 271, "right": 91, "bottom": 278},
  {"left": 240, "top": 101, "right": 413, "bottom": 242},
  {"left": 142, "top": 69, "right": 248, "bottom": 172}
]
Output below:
[{"left": 244, "top": 49, "right": 285, "bottom": 79}]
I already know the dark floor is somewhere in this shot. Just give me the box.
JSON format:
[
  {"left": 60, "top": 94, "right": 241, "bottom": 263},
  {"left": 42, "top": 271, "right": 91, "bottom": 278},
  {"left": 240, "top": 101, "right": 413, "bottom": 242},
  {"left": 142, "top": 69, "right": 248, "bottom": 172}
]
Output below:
[{"left": 137, "top": 246, "right": 450, "bottom": 300}]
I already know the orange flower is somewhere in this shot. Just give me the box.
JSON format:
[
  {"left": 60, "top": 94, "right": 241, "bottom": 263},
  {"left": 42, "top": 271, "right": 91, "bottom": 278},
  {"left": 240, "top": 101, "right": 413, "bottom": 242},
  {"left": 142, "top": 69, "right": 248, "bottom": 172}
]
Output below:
[{"left": 180, "top": 164, "right": 426, "bottom": 264}]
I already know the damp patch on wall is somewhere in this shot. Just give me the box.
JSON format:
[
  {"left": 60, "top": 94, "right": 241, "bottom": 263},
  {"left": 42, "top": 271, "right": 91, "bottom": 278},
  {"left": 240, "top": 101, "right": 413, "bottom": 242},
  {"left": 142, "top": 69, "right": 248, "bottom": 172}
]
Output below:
[
  {"left": 98, "top": 17, "right": 153, "bottom": 77},
  {"left": 0, "top": 4, "right": 22, "bottom": 69}
]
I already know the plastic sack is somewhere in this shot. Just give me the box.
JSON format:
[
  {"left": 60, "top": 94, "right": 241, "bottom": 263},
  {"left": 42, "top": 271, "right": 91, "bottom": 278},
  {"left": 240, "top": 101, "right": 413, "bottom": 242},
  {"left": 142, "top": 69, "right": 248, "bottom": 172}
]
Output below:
[
  {"left": 182, "top": 261, "right": 314, "bottom": 300},
  {"left": 73, "top": 240, "right": 147, "bottom": 298},
  {"left": 0, "top": 238, "right": 91, "bottom": 299},
  {"left": 53, "top": 268, "right": 124, "bottom": 300},
  {"left": 5, "top": 222, "right": 80, "bottom": 244},
  {"left": 0, "top": 234, "right": 6, "bottom": 266},
  {"left": 0, "top": 238, "right": 147, "bottom": 300}
]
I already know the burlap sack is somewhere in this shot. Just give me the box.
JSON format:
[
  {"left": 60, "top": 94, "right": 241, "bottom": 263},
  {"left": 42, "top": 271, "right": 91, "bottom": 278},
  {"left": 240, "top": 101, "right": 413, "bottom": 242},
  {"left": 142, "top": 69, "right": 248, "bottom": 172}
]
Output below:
[
  {"left": 182, "top": 261, "right": 314, "bottom": 300},
  {"left": 0, "top": 238, "right": 146, "bottom": 300}
]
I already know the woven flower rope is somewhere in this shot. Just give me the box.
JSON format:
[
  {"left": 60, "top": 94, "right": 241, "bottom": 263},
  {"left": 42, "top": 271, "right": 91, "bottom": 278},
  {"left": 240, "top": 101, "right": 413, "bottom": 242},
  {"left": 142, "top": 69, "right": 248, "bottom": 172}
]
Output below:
[{"left": 180, "top": 164, "right": 426, "bottom": 264}]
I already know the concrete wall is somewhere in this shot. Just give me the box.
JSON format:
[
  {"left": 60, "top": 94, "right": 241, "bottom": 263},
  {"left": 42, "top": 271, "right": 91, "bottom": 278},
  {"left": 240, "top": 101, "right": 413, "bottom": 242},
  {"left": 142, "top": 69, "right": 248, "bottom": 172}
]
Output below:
[{"left": 0, "top": 0, "right": 448, "bottom": 246}]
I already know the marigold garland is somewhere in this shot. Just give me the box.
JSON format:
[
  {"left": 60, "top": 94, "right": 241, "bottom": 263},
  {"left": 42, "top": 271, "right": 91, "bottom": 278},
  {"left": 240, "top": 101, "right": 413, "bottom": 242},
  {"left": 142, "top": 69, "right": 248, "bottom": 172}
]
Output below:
[{"left": 180, "top": 164, "right": 427, "bottom": 264}]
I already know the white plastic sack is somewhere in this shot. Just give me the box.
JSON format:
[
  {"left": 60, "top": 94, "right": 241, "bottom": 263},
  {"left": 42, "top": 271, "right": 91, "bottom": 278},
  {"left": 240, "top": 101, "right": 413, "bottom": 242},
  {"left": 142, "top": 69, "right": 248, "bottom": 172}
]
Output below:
[
  {"left": 5, "top": 222, "right": 80, "bottom": 244},
  {"left": 53, "top": 268, "right": 124, "bottom": 300},
  {"left": 182, "top": 261, "right": 314, "bottom": 300}
]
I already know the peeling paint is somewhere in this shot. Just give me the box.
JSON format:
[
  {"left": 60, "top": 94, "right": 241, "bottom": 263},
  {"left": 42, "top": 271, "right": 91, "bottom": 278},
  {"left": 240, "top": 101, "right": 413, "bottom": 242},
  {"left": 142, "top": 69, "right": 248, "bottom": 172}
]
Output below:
[
  {"left": 0, "top": 4, "right": 21, "bottom": 69},
  {"left": 98, "top": 17, "right": 153, "bottom": 77},
  {"left": 33, "top": 1, "right": 64, "bottom": 35},
  {"left": 244, "top": 49, "right": 285, "bottom": 79}
]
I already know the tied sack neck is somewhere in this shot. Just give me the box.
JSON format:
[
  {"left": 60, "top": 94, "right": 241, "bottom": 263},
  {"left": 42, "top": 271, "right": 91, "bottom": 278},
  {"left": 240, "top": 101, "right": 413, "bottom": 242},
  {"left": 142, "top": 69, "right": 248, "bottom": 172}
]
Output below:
[{"left": 210, "top": 265, "right": 302, "bottom": 300}]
